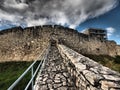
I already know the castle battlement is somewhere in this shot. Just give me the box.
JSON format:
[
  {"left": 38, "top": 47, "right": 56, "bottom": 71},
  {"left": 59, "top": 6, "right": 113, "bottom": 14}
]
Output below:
[{"left": 0, "top": 25, "right": 120, "bottom": 62}]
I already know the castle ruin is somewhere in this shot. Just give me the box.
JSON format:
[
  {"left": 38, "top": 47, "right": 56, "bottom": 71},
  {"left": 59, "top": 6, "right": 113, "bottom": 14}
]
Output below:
[
  {"left": 83, "top": 28, "right": 107, "bottom": 41},
  {"left": 0, "top": 25, "right": 120, "bottom": 62},
  {"left": 0, "top": 25, "right": 120, "bottom": 90}
]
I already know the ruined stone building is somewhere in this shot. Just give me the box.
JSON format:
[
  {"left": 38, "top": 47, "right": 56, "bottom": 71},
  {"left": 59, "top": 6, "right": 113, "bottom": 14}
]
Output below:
[{"left": 83, "top": 28, "right": 107, "bottom": 41}]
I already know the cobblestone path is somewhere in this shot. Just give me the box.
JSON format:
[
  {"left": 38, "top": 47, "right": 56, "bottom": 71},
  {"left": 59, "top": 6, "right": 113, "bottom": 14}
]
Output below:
[{"left": 34, "top": 45, "right": 77, "bottom": 90}]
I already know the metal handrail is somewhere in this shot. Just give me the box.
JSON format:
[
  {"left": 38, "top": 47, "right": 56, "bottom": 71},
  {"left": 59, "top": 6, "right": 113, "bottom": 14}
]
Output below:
[
  {"left": 8, "top": 44, "right": 50, "bottom": 90},
  {"left": 8, "top": 61, "right": 37, "bottom": 90},
  {"left": 25, "top": 44, "right": 50, "bottom": 90}
]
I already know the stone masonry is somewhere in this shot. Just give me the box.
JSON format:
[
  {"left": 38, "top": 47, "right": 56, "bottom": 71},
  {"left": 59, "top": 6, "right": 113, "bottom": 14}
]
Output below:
[
  {"left": 34, "top": 43, "right": 120, "bottom": 90},
  {"left": 0, "top": 25, "right": 120, "bottom": 62},
  {"left": 34, "top": 44, "right": 77, "bottom": 90}
]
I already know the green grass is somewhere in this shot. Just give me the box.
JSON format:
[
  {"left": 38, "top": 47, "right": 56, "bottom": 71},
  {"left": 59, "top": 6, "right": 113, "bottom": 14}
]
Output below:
[
  {"left": 0, "top": 61, "right": 32, "bottom": 90},
  {"left": 83, "top": 55, "right": 120, "bottom": 73}
]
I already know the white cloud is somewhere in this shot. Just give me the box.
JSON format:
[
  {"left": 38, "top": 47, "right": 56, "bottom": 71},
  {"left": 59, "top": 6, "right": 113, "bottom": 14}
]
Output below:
[
  {"left": 4, "top": 0, "right": 28, "bottom": 10},
  {"left": 106, "top": 27, "right": 116, "bottom": 37},
  {"left": 0, "top": 9, "right": 24, "bottom": 27},
  {"left": 26, "top": 18, "right": 48, "bottom": 27},
  {"left": 0, "top": 0, "right": 119, "bottom": 28}
]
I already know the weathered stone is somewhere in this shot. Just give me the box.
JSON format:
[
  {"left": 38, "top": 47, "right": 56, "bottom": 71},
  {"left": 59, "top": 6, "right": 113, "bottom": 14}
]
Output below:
[
  {"left": 57, "top": 87, "right": 67, "bottom": 90},
  {"left": 43, "top": 77, "right": 47, "bottom": 82},
  {"left": 63, "top": 72, "right": 68, "bottom": 78},
  {"left": 34, "top": 85, "right": 39, "bottom": 90},
  {"left": 58, "top": 44, "right": 120, "bottom": 90},
  {"left": 55, "top": 74, "right": 61, "bottom": 80},
  {"left": 39, "top": 85, "right": 48, "bottom": 90},
  {"left": 48, "top": 84, "right": 54, "bottom": 89},
  {"left": 51, "top": 67, "right": 57, "bottom": 71},
  {"left": 38, "top": 80, "right": 46, "bottom": 85},
  {"left": 54, "top": 79, "right": 61, "bottom": 83},
  {"left": 82, "top": 70, "right": 102, "bottom": 85},
  {"left": 54, "top": 83, "right": 63, "bottom": 89},
  {"left": 103, "top": 75, "right": 120, "bottom": 81},
  {"left": 75, "top": 63, "right": 86, "bottom": 71},
  {"left": 101, "top": 81, "right": 119, "bottom": 90},
  {"left": 63, "top": 81, "right": 67, "bottom": 86},
  {"left": 47, "top": 79, "right": 53, "bottom": 84}
]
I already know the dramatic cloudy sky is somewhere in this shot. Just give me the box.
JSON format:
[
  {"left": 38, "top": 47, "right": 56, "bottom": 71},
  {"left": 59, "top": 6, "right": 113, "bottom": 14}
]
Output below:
[{"left": 0, "top": 0, "right": 120, "bottom": 44}]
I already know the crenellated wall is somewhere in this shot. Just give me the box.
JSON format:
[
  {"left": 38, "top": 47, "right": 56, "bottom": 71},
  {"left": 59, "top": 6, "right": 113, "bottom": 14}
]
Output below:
[
  {"left": 0, "top": 25, "right": 120, "bottom": 62},
  {"left": 58, "top": 44, "right": 120, "bottom": 90}
]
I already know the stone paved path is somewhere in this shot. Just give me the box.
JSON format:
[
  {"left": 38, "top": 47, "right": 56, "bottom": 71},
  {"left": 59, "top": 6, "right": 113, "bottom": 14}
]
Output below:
[{"left": 34, "top": 45, "right": 77, "bottom": 90}]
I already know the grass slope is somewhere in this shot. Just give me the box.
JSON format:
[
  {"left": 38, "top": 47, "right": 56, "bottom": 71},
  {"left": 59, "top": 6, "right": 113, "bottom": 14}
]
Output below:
[
  {"left": 0, "top": 61, "right": 32, "bottom": 90},
  {"left": 84, "top": 55, "right": 120, "bottom": 73}
]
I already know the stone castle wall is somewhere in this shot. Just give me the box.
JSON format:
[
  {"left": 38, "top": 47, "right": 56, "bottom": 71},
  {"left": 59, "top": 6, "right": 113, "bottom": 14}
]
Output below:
[
  {"left": 116, "top": 45, "right": 120, "bottom": 55},
  {"left": 105, "top": 41, "right": 118, "bottom": 56},
  {"left": 0, "top": 26, "right": 50, "bottom": 61},
  {"left": 0, "top": 25, "right": 120, "bottom": 62},
  {"left": 37, "top": 25, "right": 119, "bottom": 56}
]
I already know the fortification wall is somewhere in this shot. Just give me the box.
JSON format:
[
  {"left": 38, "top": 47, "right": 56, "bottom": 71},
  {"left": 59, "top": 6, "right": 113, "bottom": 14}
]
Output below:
[
  {"left": 41, "top": 25, "right": 113, "bottom": 56},
  {"left": 58, "top": 44, "right": 120, "bottom": 90},
  {"left": 0, "top": 25, "right": 119, "bottom": 62},
  {"left": 37, "top": 25, "right": 109, "bottom": 55},
  {"left": 105, "top": 41, "right": 118, "bottom": 56},
  {"left": 116, "top": 45, "right": 120, "bottom": 56},
  {"left": 0, "top": 26, "right": 50, "bottom": 61}
]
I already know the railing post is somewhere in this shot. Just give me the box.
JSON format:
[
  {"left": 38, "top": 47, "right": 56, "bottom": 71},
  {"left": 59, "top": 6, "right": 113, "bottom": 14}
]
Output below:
[{"left": 31, "top": 66, "right": 34, "bottom": 90}]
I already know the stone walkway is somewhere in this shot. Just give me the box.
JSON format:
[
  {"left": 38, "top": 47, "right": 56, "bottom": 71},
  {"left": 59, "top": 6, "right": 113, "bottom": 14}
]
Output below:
[{"left": 34, "top": 45, "right": 77, "bottom": 90}]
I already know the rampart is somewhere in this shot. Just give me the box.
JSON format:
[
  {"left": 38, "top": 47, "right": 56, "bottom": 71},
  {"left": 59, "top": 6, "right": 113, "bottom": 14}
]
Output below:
[{"left": 0, "top": 25, "right": 120, "bottom": 62}]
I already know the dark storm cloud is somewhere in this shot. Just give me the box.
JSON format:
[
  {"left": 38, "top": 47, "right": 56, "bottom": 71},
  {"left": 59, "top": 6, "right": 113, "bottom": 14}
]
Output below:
[{"left": 0, "top": 0, "right": 119, "bottom": 28}]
